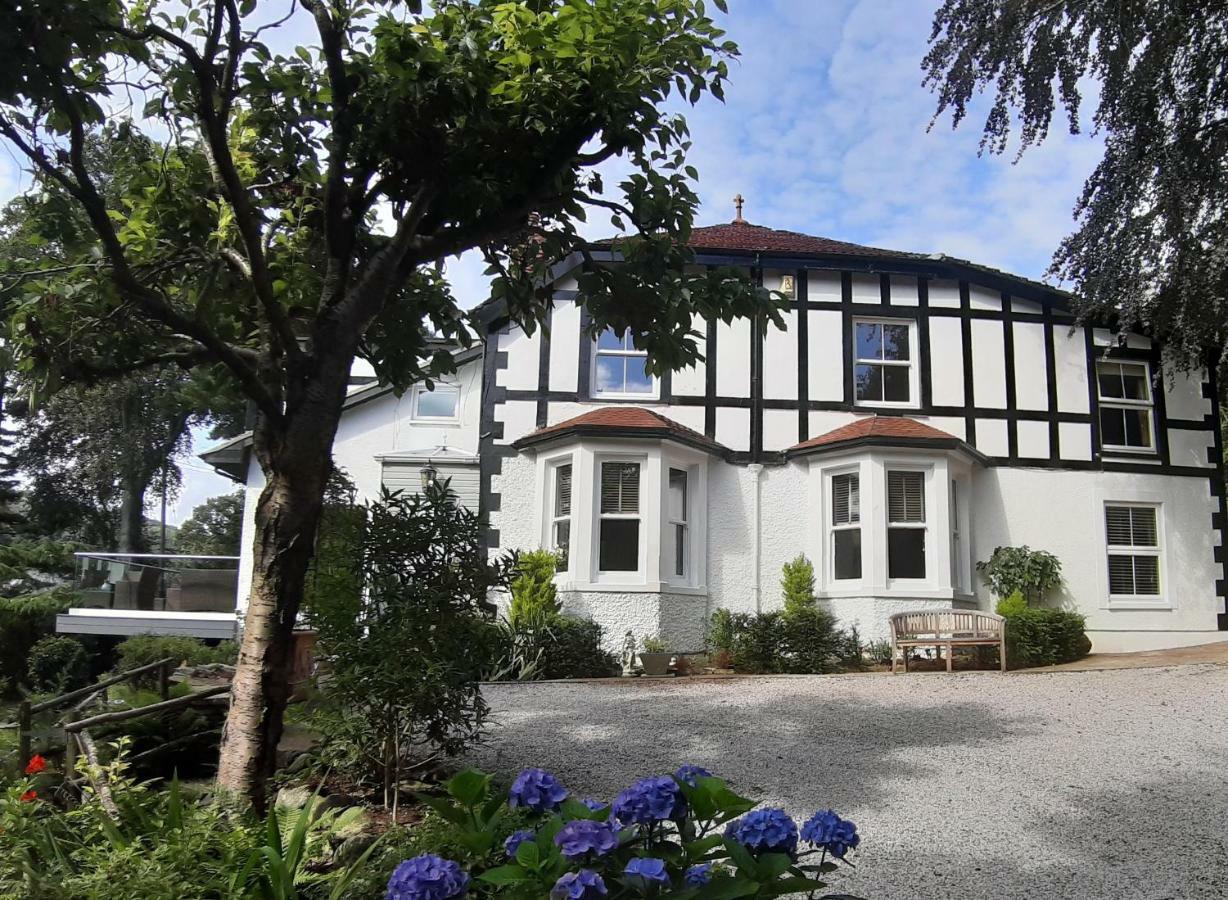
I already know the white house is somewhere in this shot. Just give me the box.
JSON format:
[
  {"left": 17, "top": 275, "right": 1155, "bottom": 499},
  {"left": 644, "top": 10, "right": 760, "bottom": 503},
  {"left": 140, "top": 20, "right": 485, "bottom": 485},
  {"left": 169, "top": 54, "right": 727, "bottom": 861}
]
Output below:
[{"left": 208, "top": 217, "right": 1228, "bottom": 655}]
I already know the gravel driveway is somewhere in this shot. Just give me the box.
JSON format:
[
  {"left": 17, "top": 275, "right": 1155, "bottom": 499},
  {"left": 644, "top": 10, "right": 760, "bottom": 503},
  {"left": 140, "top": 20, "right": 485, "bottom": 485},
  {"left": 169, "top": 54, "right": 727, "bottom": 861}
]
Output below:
[{"left": 470, "top": 666, "right": 1228, "bottom": 900}]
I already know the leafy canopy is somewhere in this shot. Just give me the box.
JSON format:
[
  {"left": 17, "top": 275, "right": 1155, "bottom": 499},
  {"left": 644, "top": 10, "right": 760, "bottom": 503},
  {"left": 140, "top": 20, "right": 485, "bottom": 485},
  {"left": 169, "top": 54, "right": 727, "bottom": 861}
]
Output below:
[
  {"left": 176, "top": 491, "right": 244, "bottom": 557},
  {"left": 0, "top": 0, "right": 778, "bottom": 419},
  {"left": 924, "top": 0, "right": 1228, "bottom": 375}
]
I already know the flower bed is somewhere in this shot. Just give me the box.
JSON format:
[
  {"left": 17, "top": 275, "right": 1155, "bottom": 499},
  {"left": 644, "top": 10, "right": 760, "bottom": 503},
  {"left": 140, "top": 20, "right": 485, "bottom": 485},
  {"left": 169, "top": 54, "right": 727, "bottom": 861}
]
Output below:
[{"left": 386, "top": 764, "right": 865, "bottom": 898}]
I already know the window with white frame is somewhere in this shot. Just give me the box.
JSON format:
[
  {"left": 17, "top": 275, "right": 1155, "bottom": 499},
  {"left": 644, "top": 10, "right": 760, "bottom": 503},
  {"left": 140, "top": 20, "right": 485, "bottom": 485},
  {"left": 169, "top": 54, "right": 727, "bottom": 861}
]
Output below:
[
  {"left": 667, "top": 468, "right": 689, "bottom": 579},
  {"left": 411, "top": 383, "right": 460, "bottom": 422},
  {"left": 830, "top": 472, "right": 861, "bottom": 580},
  {"left": 593, "top": 328, "right": 655, "bottom": 397},
  {"left": 887, "top": 470, "right": 926, "bottom": 579},
  {"left": 854, "top": 320, "right": 914, "bottom": 405},
  {"left": 1096, "top": 361, "right": 1154, "bottom": 452},
  {"left": 598, "top": 461, "right": 641, "bottom": 572},
  {"left": 550, "top": 463, "right": 572, "bottom": 569},
  {"left": 950, "top": 479, "right": 964, "bottom": 592},
  {"left": 1105, "top": 504, "right": 1162, "bottom": 600}
]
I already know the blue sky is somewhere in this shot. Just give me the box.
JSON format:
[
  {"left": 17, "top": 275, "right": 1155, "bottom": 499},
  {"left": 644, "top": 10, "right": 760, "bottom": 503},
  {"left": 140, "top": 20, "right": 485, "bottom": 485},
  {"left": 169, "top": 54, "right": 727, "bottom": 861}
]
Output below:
[{"left": 0, "top": 0, "right": 1103, "bottom": 525}]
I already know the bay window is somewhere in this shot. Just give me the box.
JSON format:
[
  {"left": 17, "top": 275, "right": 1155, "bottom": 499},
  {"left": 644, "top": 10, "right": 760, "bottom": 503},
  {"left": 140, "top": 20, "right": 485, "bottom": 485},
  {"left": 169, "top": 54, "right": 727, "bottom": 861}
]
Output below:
[
  {"left": 598, "top": 461, "right": 641, "bottom": 572},
  {"left": 830, "top": 472, "right": 861, "bottom": 580},
  {"left": 887, "top": 470, "right": 926, "bottom": 579},
  {"left": 550, "top": 463, "right": 572, "bottom": 569}
]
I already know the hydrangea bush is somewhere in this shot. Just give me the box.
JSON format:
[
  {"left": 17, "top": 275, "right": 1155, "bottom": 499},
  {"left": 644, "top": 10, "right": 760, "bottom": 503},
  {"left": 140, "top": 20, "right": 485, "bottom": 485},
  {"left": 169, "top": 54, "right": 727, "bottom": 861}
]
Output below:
[{"left": 401, "top": 765, "right": 864, "bottom": 898}]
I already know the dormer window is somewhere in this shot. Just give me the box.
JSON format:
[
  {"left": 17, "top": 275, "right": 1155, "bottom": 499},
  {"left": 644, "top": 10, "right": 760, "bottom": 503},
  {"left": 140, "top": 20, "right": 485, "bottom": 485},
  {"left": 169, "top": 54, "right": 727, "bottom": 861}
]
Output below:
[
  {"left": 853, "top": 319, "right": 917, "bottom": 407},
  {"left": 593, "top": 328, "right": 656, "bottom": 398}
]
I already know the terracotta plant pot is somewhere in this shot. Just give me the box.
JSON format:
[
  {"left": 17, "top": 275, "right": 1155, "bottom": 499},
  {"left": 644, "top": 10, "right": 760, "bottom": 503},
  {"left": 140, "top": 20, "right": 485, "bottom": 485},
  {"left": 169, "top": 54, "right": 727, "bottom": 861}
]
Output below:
[{"left": 639, "top": 651, "right": 673, "bottom": 677}]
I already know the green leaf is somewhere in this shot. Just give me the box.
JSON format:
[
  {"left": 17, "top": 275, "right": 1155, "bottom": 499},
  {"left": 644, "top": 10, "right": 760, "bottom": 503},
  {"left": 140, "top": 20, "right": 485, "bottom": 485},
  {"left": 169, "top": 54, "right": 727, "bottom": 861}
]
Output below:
[
  {"left": 446, "top": 768, "right": 491, "bottom": 807},
  {"left": 515, "top": 840, "right": 541, "bottom": 869},
  {"left": 478, "top": 864, "right": 532, "bottom": 885},
  {"left": 722, "top": 838, "right": 758, "bottom": 878}
]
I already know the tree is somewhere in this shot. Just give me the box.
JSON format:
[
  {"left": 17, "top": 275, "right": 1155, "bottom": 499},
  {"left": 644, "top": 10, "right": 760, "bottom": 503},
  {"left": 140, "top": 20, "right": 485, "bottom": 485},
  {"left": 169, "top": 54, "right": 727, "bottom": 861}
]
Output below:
[
  {"left": 0, "top": 0, "right": 778, "bottom": 807},
  {"left": 176, "top": 491, "right": 244, "bottom": 557},
  {"left": 780, "top": 554, "right": 816, "bottom": 618},
  {"left": 508, "top": 549, "right": 561, "bottom": 628},
  {"left": 924, "top": 0, "right": 1228, "bottom": 378}
]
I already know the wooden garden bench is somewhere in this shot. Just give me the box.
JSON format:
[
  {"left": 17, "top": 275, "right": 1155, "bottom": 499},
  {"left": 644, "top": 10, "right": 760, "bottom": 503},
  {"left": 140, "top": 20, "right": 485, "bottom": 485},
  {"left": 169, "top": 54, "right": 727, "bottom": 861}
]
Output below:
[{"left": 889, "top": 609, "right": 1006, "bottom": 673}]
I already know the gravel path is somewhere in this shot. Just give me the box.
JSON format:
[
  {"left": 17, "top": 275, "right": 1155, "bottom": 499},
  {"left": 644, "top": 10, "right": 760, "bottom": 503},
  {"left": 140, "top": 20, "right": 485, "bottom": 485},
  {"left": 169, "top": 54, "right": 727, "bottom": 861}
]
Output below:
[{"left": 471, "top": 667, "right": 1228, "bottom": 900}]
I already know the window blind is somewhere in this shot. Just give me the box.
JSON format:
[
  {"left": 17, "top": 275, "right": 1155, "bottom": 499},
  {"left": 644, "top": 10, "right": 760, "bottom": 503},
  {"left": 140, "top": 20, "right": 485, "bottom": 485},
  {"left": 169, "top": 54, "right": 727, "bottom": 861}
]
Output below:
[
  {"left": 832, "top": 474, "right": 860, "bottom": 525},
  {"left": 1105, "top": 506, "right": 1157, "bottom": 547},
  {"left": 887, "top": 471, "right": 925, "bottom": 523},
  {"left": 600, "top": 462, "right": 640, "bottom": 514},
  {"left": 554, "top": 464, "right": 572, "bottom": 517}
]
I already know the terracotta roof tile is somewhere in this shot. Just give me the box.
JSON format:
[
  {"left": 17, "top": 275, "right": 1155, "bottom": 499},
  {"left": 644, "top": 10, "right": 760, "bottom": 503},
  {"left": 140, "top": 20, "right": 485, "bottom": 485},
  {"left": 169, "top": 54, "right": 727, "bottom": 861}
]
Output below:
[
  {"left": 789, "top": 416, "right": 966, "bottom": 454},
  {"left": 593, "top": 220, "right": 912, "bottom": 258},
  {"left": 513, "top": 407, "right": 729, "bottom": 456}
]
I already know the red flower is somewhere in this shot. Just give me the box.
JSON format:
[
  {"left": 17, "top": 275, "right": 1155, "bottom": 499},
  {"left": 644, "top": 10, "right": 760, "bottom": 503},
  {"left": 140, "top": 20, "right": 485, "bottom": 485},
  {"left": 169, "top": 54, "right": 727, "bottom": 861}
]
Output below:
[
  {"left": 24, "top": 754, "right": 46, "bottom": 775},
  {"left": 19, "top": 790, "right": 36, "bottom": 803}
]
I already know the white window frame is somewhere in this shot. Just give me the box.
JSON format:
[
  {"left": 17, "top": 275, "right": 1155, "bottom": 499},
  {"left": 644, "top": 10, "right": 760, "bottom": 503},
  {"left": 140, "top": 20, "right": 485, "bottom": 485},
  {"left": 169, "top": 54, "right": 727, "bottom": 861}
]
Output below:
[
  {"left": 1103, "top": 501, "right": 1166, "bottom": 607},
  {"left": 885, "top": 466, "right": 930, "bottom": 585},
  {"left": 826, "top": 467, "right": 863, "bottom": 585},
  {"left": 409, "top": 382, "right": 461, "bottom": 423},
  {"left": 666, "top": 466, "right": 690, "bottom": 583},
  {"left": 548, "top": 460, "right": 573, "bottom": 572},
  {"left": 852, "top": 317, "right": 919, "bottom": 409},
  {"left": 1096, "top": 360, "right": 1155, "bottom": 454},
  {"left": 593, "top": 456, "right": 646, "bottom": 580},
  {"left": 591, "top": 328, "right": 659, "bottom": 400}
]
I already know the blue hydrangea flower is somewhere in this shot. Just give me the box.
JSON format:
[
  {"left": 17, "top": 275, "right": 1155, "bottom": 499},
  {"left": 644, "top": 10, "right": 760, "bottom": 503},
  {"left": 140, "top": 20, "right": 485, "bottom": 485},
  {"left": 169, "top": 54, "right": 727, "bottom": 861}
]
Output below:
[
  {"left": 673, "top": 765, "right": 713, "bottom": 787},
  {"left": 550, "top": 869, "right": 607, "bottom": 900},
  {"left": 580, "top": 798, "right": 606, "bottom": 811},
  {"left": 612, "top": 776, "right": 685, "bottom": 825},
  {"left": 801, "top": 810, "right": 861, "bottom": 858},
  {"left": 725, "top": 808, "right": 799, "bottom": 858},
  {"left": 554, "top": 819, "right": 619, "bottom": 860},
  {"left": 624, "top": 857, "right": 671, "bottom": 889},
  {"left": 684, "top": 863, "right": 713, "bottom": 887},
  {"left": 508, "top": 768, "right": 568, "bottom": 812},
  {"left": 386, "top": 854, "right": 469, "bottom": 900},
  {"left": 503, "top": 829, "right": 535, "bottom": 858}
]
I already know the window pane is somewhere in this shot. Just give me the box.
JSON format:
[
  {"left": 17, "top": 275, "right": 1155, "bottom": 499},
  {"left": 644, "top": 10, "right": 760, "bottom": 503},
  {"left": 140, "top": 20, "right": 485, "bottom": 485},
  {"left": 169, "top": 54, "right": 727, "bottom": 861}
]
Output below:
[
  {"left": 668, "top": 468, "right": 688, "bottom": 521},
  {"left": 882, "top": 366, "right": 910, "bottom": 402},
  {"left": 595, "top": 356, "right": 624, "bottom": 393},
  {"left": 1099, "top": 407, "right": 1127, "bottom": 446},
  {"left": 1105, "top": 506, "right": 1133, "bottom": 546},
  {"left": 416, "top": 387, "right": 458, "bottom": 418},
  {"left": 832, "top": 473, "right": 859, "bottom": 525},
  {"left": 623, "top": 356, "right": 653, "bottom": 393},
  {"left": 854, "top": 364, "right": 882, "bottom": 402},
  {"left": 1097, "top": 365, "right": 1124, "bottom": 399},
  {"left": 600, "top": 462, "right": 640, "bottom": 514},
  {"left": 1108, "top": 553, "right": 1135, "bottom": 594},
  {"left": 553, "top": 520, "right": 570, "bottom": 558},
  {"left": 554, "top": 464, "right": 572, "bottom": 516},
  {"left": 887, "top": 471, "right": 925, "bottom": 523},
  {"left": 1133, "top": 555, "right": 1160, "bottom": 595},
  {"left": 888, "top": 529, "right": 926, "bottom": 579},
  {"left": 1123, "top": 408, "right": 1151, "bottom": 447},
  {"left": 1121, "top": 365, "right": 1149, "bottom": 401},
  {"left": 599, "top": 519, "right": 639, "bottom": 571},
  {"left": 597, "top": 327, "right": 624, "bottom": 351},
  {"left": 882, "top": 324, "right": 910, "bottom": 361},
  {"left": 855, "top": 322, "right": 881, "bottom": 360},
  {"left": 1129, "top": 506, "right": 1158, "bottom": 546},
  {"left": 674, "top": 523, "right": 686, "bottom": 577},
  {"left": 833, "top": 529, "right": 861, "bottom": 580}
]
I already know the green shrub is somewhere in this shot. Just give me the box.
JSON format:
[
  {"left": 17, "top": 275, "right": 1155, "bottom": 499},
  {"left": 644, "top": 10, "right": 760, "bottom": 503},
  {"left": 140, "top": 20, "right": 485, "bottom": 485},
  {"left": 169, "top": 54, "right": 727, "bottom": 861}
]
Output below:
[
  {"left": 995, "top": 590, "right": 1029, "bottom": 617},
  {"left": 977, "top": 545, "right": 1063, "bottom": 604},
  {"left": 508, "top": 549, "right": 561, "bottom": 627},
  {"left": 731, "top": 611, "right": 784, "bottom": 674},
  {"left": 705, "top": 608, "right": 742, "bottom": 653},
  {"left": 0, "top": 586, "right": 75, "bottom": 697},
  {"left": 26, "top": 635, "right": 92, "bottom": 694},
  {"left": 727, "top": 607, "right": 861, "bottom": 675},
  {"left": 115, "top": 635, "right": 236, "bottom": 683},
  {"left": 780, "top": 554, "right": 817, "bottom": 617},
  {"left": 1004, "top": 607, "right": 1091, "bottom": 668},
  {"left": 538, "top": 617, "right": 618, "bottom": 679}
]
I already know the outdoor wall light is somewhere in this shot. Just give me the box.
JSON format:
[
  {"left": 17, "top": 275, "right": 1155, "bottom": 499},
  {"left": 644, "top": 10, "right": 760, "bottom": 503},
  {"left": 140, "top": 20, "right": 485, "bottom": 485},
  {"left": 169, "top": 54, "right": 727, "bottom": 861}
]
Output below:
[{"left": 420, "top": 463, "right": 438, "bottom": 490}]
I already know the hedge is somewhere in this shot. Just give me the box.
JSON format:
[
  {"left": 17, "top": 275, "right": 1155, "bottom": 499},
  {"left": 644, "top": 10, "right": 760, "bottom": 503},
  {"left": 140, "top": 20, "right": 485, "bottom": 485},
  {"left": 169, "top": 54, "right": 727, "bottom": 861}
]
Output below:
[{"left": 1005, "top": 607, "right": 1092, "bottom": 668}]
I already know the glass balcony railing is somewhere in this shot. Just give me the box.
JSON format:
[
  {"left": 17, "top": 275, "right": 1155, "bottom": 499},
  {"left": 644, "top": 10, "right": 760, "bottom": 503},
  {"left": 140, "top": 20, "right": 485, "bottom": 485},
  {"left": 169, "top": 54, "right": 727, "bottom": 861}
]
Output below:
[{"left": 73, "top": 553, "right": 240, "bottom": 615}]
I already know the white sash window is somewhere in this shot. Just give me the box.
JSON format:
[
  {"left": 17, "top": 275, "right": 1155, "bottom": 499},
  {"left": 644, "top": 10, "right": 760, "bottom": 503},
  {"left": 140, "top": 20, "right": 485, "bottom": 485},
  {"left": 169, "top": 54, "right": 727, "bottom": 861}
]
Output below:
[{"left": 887, "top": 470, "right": 926, "bottom": 579}]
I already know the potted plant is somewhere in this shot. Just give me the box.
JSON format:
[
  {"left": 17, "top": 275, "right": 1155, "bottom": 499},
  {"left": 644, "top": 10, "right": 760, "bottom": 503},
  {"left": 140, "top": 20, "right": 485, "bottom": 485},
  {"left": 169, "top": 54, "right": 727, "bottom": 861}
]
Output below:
[{"left": 639, "top": 635, "right": 673, "bottom": 677}]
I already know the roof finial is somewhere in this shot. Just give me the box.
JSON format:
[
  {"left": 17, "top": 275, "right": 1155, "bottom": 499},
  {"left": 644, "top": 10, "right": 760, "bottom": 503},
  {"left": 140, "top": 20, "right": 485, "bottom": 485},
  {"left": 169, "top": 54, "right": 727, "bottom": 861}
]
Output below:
[{"left": 732, "top": 193, "right": 745, "bottom": 223}]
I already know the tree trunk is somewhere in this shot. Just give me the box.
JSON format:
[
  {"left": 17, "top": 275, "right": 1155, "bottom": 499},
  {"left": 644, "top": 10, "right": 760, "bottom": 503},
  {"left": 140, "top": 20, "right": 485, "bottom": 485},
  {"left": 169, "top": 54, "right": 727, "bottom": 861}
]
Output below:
[
  {"left": 116, "top": 475, "right": 149, "bottom": 554},
  {"left": 215, "top": 354, "right": 352, "bottom": 810}
]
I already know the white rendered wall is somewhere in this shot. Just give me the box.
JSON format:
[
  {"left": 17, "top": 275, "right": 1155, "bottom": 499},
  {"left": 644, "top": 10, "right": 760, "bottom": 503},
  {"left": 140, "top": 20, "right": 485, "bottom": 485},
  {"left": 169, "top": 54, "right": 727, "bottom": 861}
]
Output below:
[{"left": 233, "top": 359, "right": 483, "bottom": 612}]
